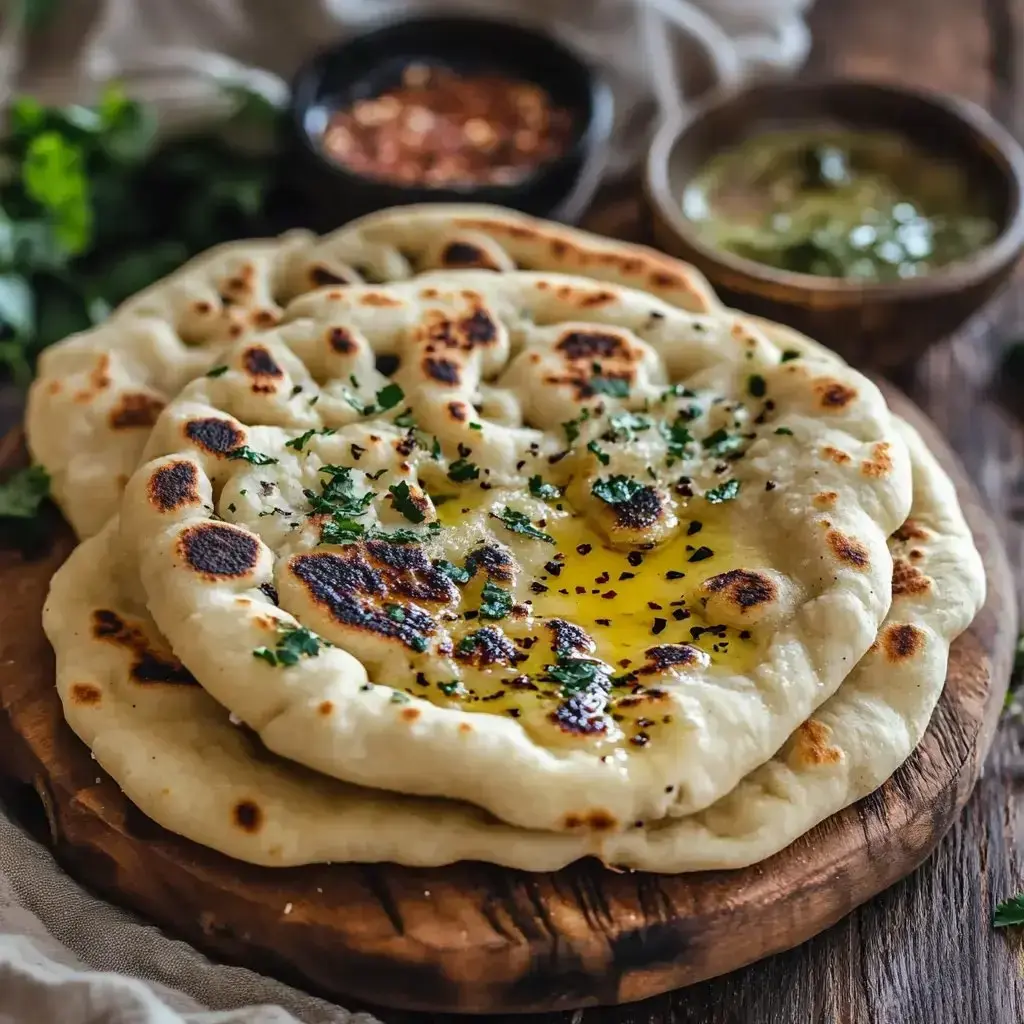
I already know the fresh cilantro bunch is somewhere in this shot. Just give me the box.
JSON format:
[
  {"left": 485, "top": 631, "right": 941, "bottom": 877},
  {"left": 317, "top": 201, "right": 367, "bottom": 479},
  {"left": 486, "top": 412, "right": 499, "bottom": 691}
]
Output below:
[{"left": 0, "top": 82, "right": 280, "bottom": 383}]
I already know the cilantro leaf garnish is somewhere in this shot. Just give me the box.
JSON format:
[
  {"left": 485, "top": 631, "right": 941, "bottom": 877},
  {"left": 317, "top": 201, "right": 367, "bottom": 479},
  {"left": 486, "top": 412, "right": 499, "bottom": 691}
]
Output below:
[
  {"left": 394, "top": 408, "right": 415, "bottom": 428},
  {"left": 376, "top": 382, "right": 404, "bottom": 410},
  {"left": 447, "top": 458, "right": 479, "bottom": 482},
  {"left": 589, "top": 370, "right": 630, "bottom": 398},
  {"left": 591, "top": 475, "right": 643, "bottom": 505},
  {"left": 206, "top": 364, "right": 229, "bottom": 378},
  {"left": 253, "top": 625, "right": 326, "bottom": 667},
  {"left": 705, "top": 479, "right": 741, "bottom": 503},
  {"left": 562, "top": 408, "right": 590, "bottom": 445},
  {"left": 528, "top": 475, "right": 561, "bottom": 500},
  {"left": 587, "top": 440, "right": 610, "bottom": 466},
  {"left": 702, "top": 429, "right": 744, "bottom": 458},
  {"left": 305, "top": 464, "right": 373, "bottom": 518},
  {"left": 0, "top": 465, "right": 50, "bottom": 519},
  {"left": 492, "top": 507, "right": 555, "bottom": 543},
  {"left": 774, "top": 427, "right": 794, "bottom": 436},
  {"left": 993, "top": 894, "right": 1024, "bottom": 928},
  {"left": 660, "top": 416, "right": 694, "bottom": 461},
  {"left": 227, "top": 446, "right": 278, "bottom": 466},
  {"left": 285, "top": 426, "right": 336, "bottom": 451},
  {"left": 661, "top": 383, "right": 697, "bottom": 400},
  {"left": 780, "top": 349, "right": 801, "bottom": 363},
  {"left": 388, "top": 481, "right": 425, "bottom": 523},
  {"left": 546, "top": 655, "right": 612, "bottom": 697},
  {"left": 319, "top": 515, "right": 366, "bottom": 546},
  {"left": 435, "top": 558, "right": 471, "bottom": 584},
  {"left": 372, "top": 527, "right": 423, "bottom": 544},
  {"left": 479, "top": 580, "right": 514, "bottom": 620},
  {"left": 606, "top": 411, "right": 650, "bottom": 441},
  {"left": 748, "top": 374, "right": 766, "bottom": 398},
  {"left": 438, "top": 680, "right": 463, "bottom": 696}
]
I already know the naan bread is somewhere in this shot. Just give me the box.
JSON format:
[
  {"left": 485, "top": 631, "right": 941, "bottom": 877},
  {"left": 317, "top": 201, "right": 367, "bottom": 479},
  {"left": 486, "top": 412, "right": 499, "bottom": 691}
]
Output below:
[
  {"left": 43, "top": 421, "right": 982, "bottom": 869},
  {"left": 27, "top": 205, "right": 723, "bottom": 539},
  {"left": 112, "top": 271, "right": 910, "bottom": 832}
]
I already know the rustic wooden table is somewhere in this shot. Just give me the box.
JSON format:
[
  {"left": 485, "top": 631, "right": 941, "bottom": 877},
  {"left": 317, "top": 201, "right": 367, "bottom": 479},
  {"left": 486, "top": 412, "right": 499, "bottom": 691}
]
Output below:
[
  {"left": 403, "top": 1, "right": 1024, "bottom": 1021},
  {"left": 0, "top": 1, "right": 1020, "bottom": 1023}
]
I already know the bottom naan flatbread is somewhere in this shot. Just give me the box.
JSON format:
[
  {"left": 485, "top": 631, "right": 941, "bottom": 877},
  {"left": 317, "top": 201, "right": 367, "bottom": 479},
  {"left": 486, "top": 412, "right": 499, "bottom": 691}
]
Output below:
[{"left": 42, "top": 420, "right": 983, "bottom": 871}]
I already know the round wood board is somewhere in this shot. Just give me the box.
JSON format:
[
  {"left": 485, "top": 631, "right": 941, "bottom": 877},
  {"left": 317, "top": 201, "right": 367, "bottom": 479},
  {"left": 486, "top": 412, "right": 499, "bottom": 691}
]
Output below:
[{"left": 0, "top": 385, "right": 1016, "bottom": 1017}]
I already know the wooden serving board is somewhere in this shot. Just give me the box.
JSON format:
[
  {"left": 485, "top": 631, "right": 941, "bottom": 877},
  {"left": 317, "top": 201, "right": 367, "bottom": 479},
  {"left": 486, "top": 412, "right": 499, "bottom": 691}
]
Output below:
[{"left": 0, "top": 385, "right": 1016, "bottom": 1017}]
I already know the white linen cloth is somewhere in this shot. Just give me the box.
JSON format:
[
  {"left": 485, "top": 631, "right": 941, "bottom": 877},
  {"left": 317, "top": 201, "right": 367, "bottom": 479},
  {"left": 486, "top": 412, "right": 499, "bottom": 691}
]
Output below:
[{"left": 0, "top": 1, "right": 812, "bottom": 1020}]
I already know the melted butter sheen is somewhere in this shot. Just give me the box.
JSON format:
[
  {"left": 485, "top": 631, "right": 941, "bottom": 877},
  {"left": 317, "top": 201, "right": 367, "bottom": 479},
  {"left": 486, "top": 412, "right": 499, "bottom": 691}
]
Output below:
[{"left": 411, "top": 496, "right": 767, "bottom": 752}]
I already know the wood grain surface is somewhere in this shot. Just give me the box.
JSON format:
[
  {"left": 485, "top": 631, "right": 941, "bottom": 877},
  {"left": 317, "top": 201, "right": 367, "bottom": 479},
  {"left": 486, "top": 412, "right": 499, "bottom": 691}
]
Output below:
[
  {"left": 0, "top": 0, "right": 1021, "bottom": 1021},
  {"left": 0, "top": 384, "right": 1014, "bottom": 1018}
]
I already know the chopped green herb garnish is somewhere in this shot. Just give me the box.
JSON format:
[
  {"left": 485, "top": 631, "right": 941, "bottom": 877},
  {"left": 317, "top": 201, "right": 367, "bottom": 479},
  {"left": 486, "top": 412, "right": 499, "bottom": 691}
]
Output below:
[
  {"left": 492, "top": 507, "right": 555, "bottom": 543},
  {"left": 305, "top": 464, "right": 374, "bottom": 518},
  {"left": 388, "top": 481, "right": 425, "bottom": 523},
  {"left": 546, "top": 655, "right": 611, "bottom": 696},
  {"left": 479, "top": 580, "right": 514, "bottom": 620},
  {"left": 435, "top": 559, "right": 471, "bottom": 584},
  {"left": 469, "top": 421, "right": 483, "bottom": 431},
  {"left": 252, "top": 625, "right": 326, "bottom": 667},
  {"left": 320, "top": 516, "right": 366, "bottom": 546},
  {"left": 591, "top": 475, "right": 644, "bottom": 505},
  {"left": 660, "top": 416, "right": 694, "bottom": 461},
  {"left": 606, "top": 411, "right": 650, "bottom": 441},
  {"left": 227, "top": 446, "right": 278, "bottom": 466},
  {"left": 528, "top": 475, "right": 561, "bottom": 500},
  {"left": 562, "top": 408, "right": 591, "bottom": 445},
  {"left": 285, "top": 426, "right": 336, "bottom": 451},
  {"left": 376, "top": 382, "right": 404, "bottom": 410},
  {"left": 447, "top": 458, "right": 479, "bottom": 482},
  {"left": 774, "top": 427, "right": 794, "bottom": 436},
  {"left": 587, "top": 440, "right": 610, "bottom": 466},
  {"left": 705, "top": 479, "right": 741, "bottom": 503},
  {"left": 589, "top": 373, "right": 630, "bottom": 398},
  {"left": 661, "top": 383, "right": 697, "bottom": 400},
  {"left": 206, "top": 364, "right": 229, "bottom": 377},
  {"left": 993, "top": 893, "right": 1024, "bottom": 928},
  {"left": 430, "top": 435, "right": 442, "bottom": 460},
  {"left": 394, "top": 408, "right": 415, "bottom": 428},
  {"left": 385, "top": 603, "right": 406, "bottom": 623},
  {"left": 748, "top": 374, "right": 766, "bottom": 398},
  {"left": 438, "top": 680, "right": 462, "bottom": 696},
  {"left": 780, "top": 349, "right": 801, "bottom": 363},
  {"left": 702, "top": 429, "right": 744, "bottom": 458}
]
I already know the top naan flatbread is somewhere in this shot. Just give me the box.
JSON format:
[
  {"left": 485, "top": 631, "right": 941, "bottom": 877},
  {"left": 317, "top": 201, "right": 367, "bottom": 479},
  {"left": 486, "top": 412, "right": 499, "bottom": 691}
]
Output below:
[{"left": 112, "top": 270, "right": 911, "bottom": 832}]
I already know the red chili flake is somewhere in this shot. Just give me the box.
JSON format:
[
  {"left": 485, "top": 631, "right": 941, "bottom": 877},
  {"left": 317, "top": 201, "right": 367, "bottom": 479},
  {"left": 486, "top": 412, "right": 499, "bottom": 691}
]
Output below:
[
  {"left": 647, "top": 601, "right": 662, "bottom": 611},
  {"left": 558, "top": 588, "right": 569, "bottom": 595},
  {"left": 507, "top": 708, "right": 522, "bottom": 717},
  {"left": 637, "top": 717, "right": 655, "bottom": 728},
  {"left": 739, "top": 630, "right": 752, "bottom": 639},
  {"left": 548, "top": 451, "right": 569, "bottom": 465},
  {"left": 687, "top": 521, "right": 703, "bottom": 536},
  {"left": 665, "top": 570, "right": 685, "bottom": 580},
  {"left": 618, "top": 571, "right": 636, "bottom": 581},
  {"left": 544, "top": 560, "right": 563, "bottom": 576},
  {"left": 627, "top": 552, "right": 644, "bottom": 567},
  {"left": 619, "top": 658, "right": 632, "bottom": 668},
  {"left": 630, "top": 732, "right": 650, "bottom": 747},
  {"left": 651, "top": 617, "right": 667, "bottom": 635},
  {"left": 596, "top": 618, "right": 612, "bottom": 626},
  {"left": 321, "top": 66, "right": 573, "bottom": 188},
  {"left": 595, "top": 571, "right": 610, "bottom": 584},
  {"left": 575, "top": 585, "right": 586, "bottom": 595},
  {"left": 671, "top": 608, "right": 690, "bottom": 621},
  {"left": 530, "top": 582, "right": 549, "bottom": 593},
  {"left": 576, "top": 543, "right": 592, "bottom": 555},
  {"left": 601, "top": 590, "right": 617, "bottom": 599}
]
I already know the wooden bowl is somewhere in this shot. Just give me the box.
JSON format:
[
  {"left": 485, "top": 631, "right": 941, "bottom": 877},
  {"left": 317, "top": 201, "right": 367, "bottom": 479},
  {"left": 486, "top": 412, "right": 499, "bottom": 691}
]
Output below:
[{"left": 645, "top": 79, "right": 1024, "bottom": 371}]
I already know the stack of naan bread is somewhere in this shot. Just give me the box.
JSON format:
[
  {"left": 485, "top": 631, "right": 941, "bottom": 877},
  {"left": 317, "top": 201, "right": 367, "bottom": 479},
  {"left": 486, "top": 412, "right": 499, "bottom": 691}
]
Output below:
[{"left": 27, "top": 205, "right": 984, "bottom": 870}]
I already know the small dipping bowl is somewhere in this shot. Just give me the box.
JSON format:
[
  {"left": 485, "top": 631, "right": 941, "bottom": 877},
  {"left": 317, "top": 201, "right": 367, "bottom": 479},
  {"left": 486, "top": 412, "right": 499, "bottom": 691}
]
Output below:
[
  {"left": 286, "top": 15, "right": 614, "bottom": 230},
  {"left": 646, "top": 79, "right": 1024, "bottom": 370}
]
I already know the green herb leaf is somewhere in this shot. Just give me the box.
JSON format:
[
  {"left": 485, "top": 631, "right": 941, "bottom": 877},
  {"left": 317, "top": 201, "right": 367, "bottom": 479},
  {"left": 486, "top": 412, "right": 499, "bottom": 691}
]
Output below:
[
  {"left": 587, "top": 440, "right": 610, "bottom": 466},
  {"left": 705, "top": 479, "right": 741, "bottom": 504},
  {"left": 562, "top": 408, "right": 591, "bottom": 445},
  {"left": 285, "top": 427, "right": 336, "bottom": 451},
  {"left": 306, "top": 465, "right": 374, "bottom": 518},
  {"left": 606, "top": 411, "right": 650, "bottom": 441},
  {"left": 780, "top": 349, "right": 801, "bottom": 363},
  {"left": 993, "top": 894, "right": 1024, "bottom": 928},
  {"left": 447, "top": 458, "right": 479, "bottom": 482},
  {"left": 435, "top": 559, "right": 471, "bottom": 585},
  {"left": 748, "top": 374, "right": 767, "bottom": 398},
  {"left": 661, "top": 383, "right": 697, "bottom": 400},
  {"left": 590, "top": 374, "right": 630, "bottom": 398},
  {"left": 319, "top": 515, "right": 366, "bottom": 546},
  {"left": 492, "top": 506, "right": 555, "bottom": 543},
  {"left": 546, "top": 655, "right": 612, "bottom": 696},
  {"left": 660, "top": 416, "right": 694, "bottom": 461},
  {"left": 385, "top": 603, "right": 407, "bottom": 623},
  {"left": 702, "top": 429, "right": 744, "bottom": 458},
  {"left": 774, "top": 427, "right": 794, "bottom": 436},
  {"left": 528, "top": 475, "right": 561, "bottom": 500},
  {"left": 376, "top": 382, "right": 404, "bottom": 410},
  {"left": 479, "top": 580, "right": 514, "bottom": 620},
  {"left": 226, "top": 446, "right": 278, "bottom": 466},
  {"left": 438, "top": 680, "right": 462, "bottom": 696},
  {"left": 206, "top": 364, "right": 229, "bottom": 378},
  {"left": 389, "top": 481, "right": 425, "bottom": 523},
  {"left": 0, "top": 465, "right": 50, "bottom": 518},
  {"left": 394, "top": 408, "right": 415, "bottom": 429},
  {"left": 252, "top": 624, "right": 326, "bottom": 667},
  {"left": 591, "top": 475, "right": 643, "bottom": 505}
]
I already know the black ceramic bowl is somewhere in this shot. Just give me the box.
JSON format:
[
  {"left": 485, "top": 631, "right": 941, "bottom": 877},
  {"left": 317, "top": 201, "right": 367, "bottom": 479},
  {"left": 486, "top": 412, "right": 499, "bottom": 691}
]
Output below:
[{"left": 285, "top": 15, "right": 614, "bottom": 231}]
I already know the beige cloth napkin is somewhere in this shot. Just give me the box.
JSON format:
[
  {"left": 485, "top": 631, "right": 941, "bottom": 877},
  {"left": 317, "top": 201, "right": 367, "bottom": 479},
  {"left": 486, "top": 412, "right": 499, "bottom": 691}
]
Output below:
[{"left": 0, "top": 1, "right": 812, "bottom": 1020}]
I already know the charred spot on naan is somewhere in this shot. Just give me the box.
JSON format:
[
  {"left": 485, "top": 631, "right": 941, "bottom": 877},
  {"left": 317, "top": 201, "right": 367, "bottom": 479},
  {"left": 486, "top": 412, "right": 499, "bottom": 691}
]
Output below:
[
  {"left": 634, "top": 643, "right": 709, "bottom": 675},
  {"left": 454, "top": 626, "right": 525, "bottom": 668},
  {"left": 825, "top": 526, "right": 870, "bottom": 570},
  {"left": 417, "top": 303, "right": 499, "bottom": 353},
  {"left": 326, "top": 326, "right": 358, "bottom": 354},
  {"left": 184, "top": 416, "right": 244, "bottom": 455},
  {"left": 464, "top": 542, "right": 516, "bottom": 583},
  {"left": 436, "top": 235, "right": 512, "bottom": 272},
  {"left": 307, "top": 263, "right": 356, "bottom": 288},
  {"left": 861, "top": 442, "right": 894, "bottom": 478},
  {"left": 423, "top": 355, "right": 462, "bottom": 385},
  {"left": 179, "top": 523, "right": 261, "bottom": 579},
  {"left": 892, "top": 557, "right": 932, "bottom": 598},
  {"left": 69, "top": 682, "right": 103, "bottom": 705},
  {"left": 607, "top": 485, "right": 664, "bottom": 532},
  {"left": 701, "top": 569, "right": 776, "bottom": 611},
  {"left": 109, "top": 392, "right": 166, "bottom": 429},
  {"left": 288, "top": 549, "right": 443, "bottom": 651},
  {"left": 73, "top": 354, "right": 112, "bottom": 402},
  {"left": 148, "top": 460, "right": 201, "bottom": 513},
  {"left": 881, "top": 622, "right": 926, "bottom": 662},
  {"left": 233, "top": 799, "right": 262, "bottom": 833},
  {"left": 242, "top": 345, "right": 284, "bottom": 394},
  {"left": 92, "top": 609, "right": 198, "bottom": 686},
  {"left": 562, "top": 809, "right": 618, "bottom": 831},
  {"left": 814, "top": 378, "right": 858, "bottom": 411},
  {"left": 546, "top": 619, "right": 593, "bottom": 654},
  {"left": 894, "top": 519, "right": 930, "bottom": 543},
  {"left": 791, "top": 719, "right": 842, "bottom": 766}
]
